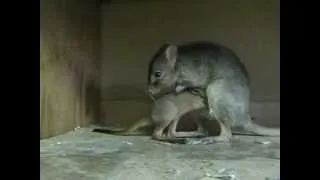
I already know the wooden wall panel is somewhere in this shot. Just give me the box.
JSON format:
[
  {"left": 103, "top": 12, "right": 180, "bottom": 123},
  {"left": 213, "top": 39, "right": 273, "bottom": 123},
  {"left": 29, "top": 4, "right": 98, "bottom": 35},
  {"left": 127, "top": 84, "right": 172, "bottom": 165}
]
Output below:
[{"left": 40, "top": 0, "right": 101, "bottom": 138}]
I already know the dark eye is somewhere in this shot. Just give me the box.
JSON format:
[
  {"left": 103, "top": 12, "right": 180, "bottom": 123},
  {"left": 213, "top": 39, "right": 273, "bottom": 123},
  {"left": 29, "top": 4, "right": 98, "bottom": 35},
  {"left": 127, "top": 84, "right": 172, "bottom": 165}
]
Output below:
[{"left": 154, "top": 71, "right": 161, "bottom": 78}]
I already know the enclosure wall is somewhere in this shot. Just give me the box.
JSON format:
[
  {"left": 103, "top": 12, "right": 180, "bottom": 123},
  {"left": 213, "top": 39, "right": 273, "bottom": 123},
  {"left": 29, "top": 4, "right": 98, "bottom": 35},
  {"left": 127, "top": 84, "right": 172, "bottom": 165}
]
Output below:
[
  {"left": 100, "top": 0, "right": 280, "bottom": 128},
  {"left": 40, "top": 0, "right": 101, "bottom": 138}
]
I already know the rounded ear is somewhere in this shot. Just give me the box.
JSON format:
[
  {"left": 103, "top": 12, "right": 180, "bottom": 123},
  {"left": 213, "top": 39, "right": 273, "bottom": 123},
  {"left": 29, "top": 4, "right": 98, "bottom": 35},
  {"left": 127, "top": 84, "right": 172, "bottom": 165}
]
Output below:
[{"left": 164, "top": 44, "right": 178, "bottom": 68}]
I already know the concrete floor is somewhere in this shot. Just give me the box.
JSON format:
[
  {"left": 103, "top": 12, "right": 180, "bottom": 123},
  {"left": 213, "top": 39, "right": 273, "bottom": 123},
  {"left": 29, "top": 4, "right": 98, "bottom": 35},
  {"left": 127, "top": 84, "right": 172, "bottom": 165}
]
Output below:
[{"left": 40, "top": 127, "right": 280, "bottom": 180}]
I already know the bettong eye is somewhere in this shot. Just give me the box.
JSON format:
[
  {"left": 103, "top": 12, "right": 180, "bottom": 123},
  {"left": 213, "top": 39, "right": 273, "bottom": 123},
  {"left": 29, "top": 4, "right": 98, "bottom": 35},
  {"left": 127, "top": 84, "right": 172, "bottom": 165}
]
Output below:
[{"left": 154, "top": 71, "right": 161, "bottom": 78}]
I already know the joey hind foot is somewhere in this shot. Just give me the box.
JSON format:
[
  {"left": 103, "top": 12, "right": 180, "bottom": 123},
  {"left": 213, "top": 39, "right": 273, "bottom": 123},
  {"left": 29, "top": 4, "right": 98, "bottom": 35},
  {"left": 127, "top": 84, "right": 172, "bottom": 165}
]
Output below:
[
  {"left": 184, "top": 135, "right": 231, "bottom": 145},
  {"left": 167, "top": 130, "right": 207, "bottom": 138}
]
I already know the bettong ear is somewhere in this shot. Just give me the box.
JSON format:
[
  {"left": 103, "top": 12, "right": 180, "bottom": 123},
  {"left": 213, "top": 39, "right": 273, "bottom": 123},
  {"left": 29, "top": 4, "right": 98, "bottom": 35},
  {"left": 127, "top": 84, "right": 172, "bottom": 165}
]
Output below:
[{"left": 164, "top": 44, "right": 178, "bottom": 68}]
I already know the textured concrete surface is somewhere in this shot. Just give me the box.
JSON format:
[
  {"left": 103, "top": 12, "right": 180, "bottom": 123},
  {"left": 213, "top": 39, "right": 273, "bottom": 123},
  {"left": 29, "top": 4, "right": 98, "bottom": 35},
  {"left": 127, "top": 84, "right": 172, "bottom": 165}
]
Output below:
[{"left": 40, "top": 127, "right": 280, "bottom": 180}]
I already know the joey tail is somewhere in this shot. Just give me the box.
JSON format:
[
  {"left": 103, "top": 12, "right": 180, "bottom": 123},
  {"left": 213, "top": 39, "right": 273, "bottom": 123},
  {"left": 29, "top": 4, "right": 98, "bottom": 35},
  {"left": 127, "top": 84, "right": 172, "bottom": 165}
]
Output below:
[{"left": 92, "top": 117, "right": 153, "bottom": 136}]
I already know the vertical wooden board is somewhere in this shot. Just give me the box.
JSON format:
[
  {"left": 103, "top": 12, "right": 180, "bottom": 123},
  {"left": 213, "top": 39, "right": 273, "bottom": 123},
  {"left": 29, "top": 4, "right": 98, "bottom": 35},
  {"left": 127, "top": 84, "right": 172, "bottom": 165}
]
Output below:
[{"left": 40, "top": 0, "right": 101, "bottom": 139}]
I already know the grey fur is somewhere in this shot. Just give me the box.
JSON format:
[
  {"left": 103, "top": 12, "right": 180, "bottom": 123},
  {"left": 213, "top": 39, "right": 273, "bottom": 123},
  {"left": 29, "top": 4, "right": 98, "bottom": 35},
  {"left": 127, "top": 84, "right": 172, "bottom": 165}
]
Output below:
[{"left": 147, "top": 41, "right": 280, "bottom": 142}]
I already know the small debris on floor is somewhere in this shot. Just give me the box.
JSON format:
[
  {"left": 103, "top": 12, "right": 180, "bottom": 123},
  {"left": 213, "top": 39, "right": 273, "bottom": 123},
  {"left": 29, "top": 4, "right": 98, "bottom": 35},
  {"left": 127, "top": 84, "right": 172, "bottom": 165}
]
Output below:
[
  {"left": 254, "top": 140, "right": 271, "bottom": 145},
  {"left": 40, "top": 128, "right": 280, "bottom": 180},
  {"left": 165, "top": 168, "right": 180, "bottom": 175},
  {"left": 122, "top": 141, "right": 133, "bottom": 145},
  {"left": 185, "top": 137, "right": 215, "bottom": 145},
  {"left": 214, "top": 168, "right": 239, "bottom": 180}
]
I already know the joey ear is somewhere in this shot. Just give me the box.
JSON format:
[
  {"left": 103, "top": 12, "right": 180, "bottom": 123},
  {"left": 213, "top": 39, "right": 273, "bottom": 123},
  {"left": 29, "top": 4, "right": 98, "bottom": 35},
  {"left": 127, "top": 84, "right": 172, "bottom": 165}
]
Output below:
[{"left": 164, "top": 44, "right": 178, "bottom": 68}]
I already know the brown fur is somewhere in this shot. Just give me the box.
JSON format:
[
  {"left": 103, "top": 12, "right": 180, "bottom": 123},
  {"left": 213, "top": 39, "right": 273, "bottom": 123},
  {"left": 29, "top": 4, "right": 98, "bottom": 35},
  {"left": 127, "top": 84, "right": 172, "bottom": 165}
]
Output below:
[{"left": 93, "top": 91, "right": 209, "bottom": 143}]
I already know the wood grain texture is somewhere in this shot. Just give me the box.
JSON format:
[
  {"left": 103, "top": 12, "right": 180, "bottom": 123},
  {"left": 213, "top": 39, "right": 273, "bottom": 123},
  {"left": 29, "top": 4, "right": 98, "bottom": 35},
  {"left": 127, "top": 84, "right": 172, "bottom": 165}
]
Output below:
[{"left": 40, "top": 0, "right": 101, "bottom": 139}]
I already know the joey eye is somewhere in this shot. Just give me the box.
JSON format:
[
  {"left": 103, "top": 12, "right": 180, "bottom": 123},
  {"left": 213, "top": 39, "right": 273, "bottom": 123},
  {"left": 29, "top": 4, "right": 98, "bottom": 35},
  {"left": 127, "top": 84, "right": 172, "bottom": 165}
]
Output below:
[{"left": 154, "top": 71, "right": 161, "bottom": 78}]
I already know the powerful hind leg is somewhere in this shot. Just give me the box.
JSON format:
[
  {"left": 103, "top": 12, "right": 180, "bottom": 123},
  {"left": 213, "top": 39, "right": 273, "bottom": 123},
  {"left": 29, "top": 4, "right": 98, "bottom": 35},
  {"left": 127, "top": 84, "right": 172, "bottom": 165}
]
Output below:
[
  {"left": 186, "top": 81, "right": 250, "bottom": 144},
  {"left": 205, "top": 82, "right": 238, "bottom": 142},
  {"left": 185, "top": 104, "right": 232, "bottom": 144},
  {"left": 207, "top": 112, "right": 232, "bottom": 142},
  {"left": 152, "top": 118, "right": 199, "bottom": 144},
  {"left": 166, "top": 118, "right": 207, "bottom": 138},
  {"left": 152, "top": 119, "right": 172, "bottom": 140},
  {"left": 184, "top": 117, "right": 231, "bottom": 144}
]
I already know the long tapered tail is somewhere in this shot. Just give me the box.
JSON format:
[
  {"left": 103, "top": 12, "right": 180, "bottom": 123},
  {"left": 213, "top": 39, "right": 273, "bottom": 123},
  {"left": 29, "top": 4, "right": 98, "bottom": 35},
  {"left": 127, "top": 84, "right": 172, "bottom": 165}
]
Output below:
[
  {"left": 245, "top": 120, "right": 280, "bottom": 137},
  {"left": 92, "top": 128, "right": 149, "bottom": 136},
  {"left": 92, "top": 117, "right": 153, "bottom": 136}
]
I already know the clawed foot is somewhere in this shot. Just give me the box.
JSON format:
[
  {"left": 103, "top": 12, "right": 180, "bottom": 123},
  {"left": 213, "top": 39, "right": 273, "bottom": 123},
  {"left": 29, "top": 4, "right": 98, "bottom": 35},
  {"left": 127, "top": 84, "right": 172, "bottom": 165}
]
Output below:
[
  {"left": 184, "top": 136, "right": 231, "bottom": 145},
  {"left": 166, "top": 131, "right": 207, "bottom": 139},
  {"left": 153, "top": 131, "right": 216, "bottom": 144}
]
